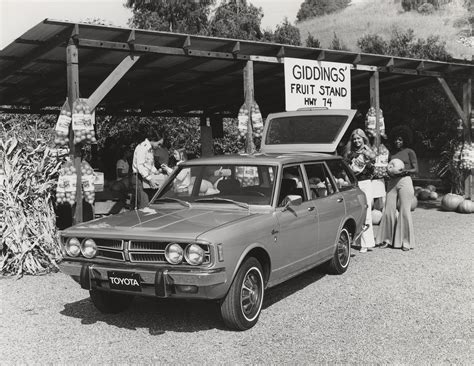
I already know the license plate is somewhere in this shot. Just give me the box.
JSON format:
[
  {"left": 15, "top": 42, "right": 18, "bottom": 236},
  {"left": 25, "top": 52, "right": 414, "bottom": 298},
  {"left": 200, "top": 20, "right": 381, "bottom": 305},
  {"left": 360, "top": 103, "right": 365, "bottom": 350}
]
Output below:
[{"left": 108, "top": 271, "right": 142, "bottom": 292}]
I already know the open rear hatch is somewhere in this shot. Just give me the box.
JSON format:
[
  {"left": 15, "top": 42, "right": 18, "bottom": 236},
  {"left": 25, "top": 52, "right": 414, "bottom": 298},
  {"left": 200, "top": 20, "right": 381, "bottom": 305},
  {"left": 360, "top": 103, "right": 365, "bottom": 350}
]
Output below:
[{"left": 260, "top": 109, "right": 356, "bottom": 154}]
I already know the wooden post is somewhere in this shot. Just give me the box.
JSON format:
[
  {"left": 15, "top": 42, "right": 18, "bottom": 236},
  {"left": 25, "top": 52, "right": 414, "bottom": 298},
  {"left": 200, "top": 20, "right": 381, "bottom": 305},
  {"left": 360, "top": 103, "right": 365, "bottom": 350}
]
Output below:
[
  {"left": 244, "top": 61, "right": 255, "bottom": 154},
  {"left": 369, "top": 71, "right": 381, "bottom": 150},
  {"left": 200, "top": 116, "right": 214, "bottom": 157},
  {"left": 66, "top": 39, "right": 82, "bottom": 224},
  {"left": 463, "top": 78, "right": 472, "bottom": 197}
]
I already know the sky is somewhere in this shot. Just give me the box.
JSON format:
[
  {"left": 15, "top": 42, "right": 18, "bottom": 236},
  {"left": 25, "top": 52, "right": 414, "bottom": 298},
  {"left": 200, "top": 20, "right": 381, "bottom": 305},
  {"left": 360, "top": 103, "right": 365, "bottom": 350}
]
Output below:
[{"left": 0, "top": 0, "right": 302, "bottom": 50}]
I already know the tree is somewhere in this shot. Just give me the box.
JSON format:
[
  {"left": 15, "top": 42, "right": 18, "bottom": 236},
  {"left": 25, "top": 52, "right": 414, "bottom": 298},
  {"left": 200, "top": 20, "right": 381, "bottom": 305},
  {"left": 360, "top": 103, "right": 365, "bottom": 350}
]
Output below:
[
  {"left": 296, "top": 0, "right": 351, "bottom": 22},
  {"left": 357, "top": 28, "right": 451, "bottom": 61},
  {"left": 208, "top": 0, "right": 264, "bottom": 40},
  {"left": 305, "top": 33, "right": 321, "bottom": 48},
  {"left": 330, "top": 32, "right": 348, "bottom": 51},
  {"left": 272, "top": 18, "right": 301, "bottom": 46},
  {"left": 125, "top": 0, "right": 215, "bottom": 34}
]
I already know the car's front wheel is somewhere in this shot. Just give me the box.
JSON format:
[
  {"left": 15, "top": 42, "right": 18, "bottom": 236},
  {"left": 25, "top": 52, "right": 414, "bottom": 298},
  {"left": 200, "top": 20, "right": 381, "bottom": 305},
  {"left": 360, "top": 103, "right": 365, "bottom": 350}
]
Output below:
[
  {"left": 326, "top": 228, "right": 351, "bottom": 275},
  {"left": 89, "top": 290, "right": 134, "bottom": 313},
  {"left": 220, "top": 257, "right": 264, "bottom": 331}
]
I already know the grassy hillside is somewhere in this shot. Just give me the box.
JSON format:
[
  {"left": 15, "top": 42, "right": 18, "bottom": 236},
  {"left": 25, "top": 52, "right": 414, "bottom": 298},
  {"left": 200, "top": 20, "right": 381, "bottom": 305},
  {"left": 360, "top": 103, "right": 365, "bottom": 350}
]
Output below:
[{"left": 297, "top": 0, "right": 473, "bottom": 60}]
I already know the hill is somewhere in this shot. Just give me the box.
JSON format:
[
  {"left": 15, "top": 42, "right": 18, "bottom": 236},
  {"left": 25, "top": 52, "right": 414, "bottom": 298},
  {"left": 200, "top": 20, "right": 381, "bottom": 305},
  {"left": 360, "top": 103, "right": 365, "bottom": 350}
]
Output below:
[{"left": 296, "top": 0, "right": 473, "bottom": 60}]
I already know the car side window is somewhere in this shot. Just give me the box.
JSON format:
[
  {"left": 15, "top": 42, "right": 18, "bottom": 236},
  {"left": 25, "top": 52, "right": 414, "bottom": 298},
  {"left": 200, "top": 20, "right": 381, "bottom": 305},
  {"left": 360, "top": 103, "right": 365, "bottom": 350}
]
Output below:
[
  {"left": 279, "top": 165, "right": 307, "bottom": 206},
  {"left": 325, "top": 159, "right": 357, "bottom": 191},
  {"left": 304, "top": 163, "right": 336, "bottom": 199}
]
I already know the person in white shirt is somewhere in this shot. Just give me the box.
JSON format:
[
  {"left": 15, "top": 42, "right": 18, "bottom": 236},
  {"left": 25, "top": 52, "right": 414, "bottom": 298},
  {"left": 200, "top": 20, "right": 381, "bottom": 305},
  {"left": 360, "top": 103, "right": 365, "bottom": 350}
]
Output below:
[{"left": 132, "top": 130, "right": 164, "bottom": 209}]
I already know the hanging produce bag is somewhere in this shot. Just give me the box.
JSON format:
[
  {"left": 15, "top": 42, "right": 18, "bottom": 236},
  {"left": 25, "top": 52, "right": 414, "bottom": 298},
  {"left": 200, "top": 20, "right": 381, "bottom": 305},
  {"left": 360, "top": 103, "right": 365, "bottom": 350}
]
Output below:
[
  {"left": 251, "top": 102, "right": 263, "bottom": 138},
  {"left": 237, "top": 101, "right": 264, "bottom": 138},
  {"left": 54, "top": 100, "right": 71, "bottom": 146},
  {"left": 365, "top": 107, "right": 385, "bottom": 136},
  {"left": 237, "top": 103, "right": 249, "bottom": 138},
  {"left": 56, "top": 160, "right": 77, "bottom": 206},
  {"left": 72, "top": 98, "right": 97, "bottom": 144},
  {"left": 81, "top": 160, "right": 96, "bottom": 204}
]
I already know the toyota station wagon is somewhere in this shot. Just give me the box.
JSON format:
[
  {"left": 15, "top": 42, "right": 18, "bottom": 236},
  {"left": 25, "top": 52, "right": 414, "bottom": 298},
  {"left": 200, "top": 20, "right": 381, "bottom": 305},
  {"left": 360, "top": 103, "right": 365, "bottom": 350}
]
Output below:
[{"left": 59, "top": 109, "right": 368, "bottom": 330}]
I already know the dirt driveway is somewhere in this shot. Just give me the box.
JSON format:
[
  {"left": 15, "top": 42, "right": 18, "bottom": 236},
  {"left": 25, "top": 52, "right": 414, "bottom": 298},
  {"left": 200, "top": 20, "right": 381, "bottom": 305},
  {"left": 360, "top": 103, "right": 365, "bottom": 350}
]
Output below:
[{"left": 2, "top": 202, "right": 472, "bottom": 364}]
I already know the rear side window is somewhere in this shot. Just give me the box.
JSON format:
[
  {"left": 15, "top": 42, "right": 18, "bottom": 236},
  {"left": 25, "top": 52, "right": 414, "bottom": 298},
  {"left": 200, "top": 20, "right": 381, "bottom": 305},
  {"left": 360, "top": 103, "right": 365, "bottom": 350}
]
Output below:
[
  {"left": 325, "top": 159, "right": 357, "bottom": 191},
  {"left": 303, "top": 163, "right": 336, "bottom": 199},
  {"left": 266, "top": 115, "right": 349, "bottom": 145},
  {"left": 279, "top": 165, "right": 307, "bottom": 206}
]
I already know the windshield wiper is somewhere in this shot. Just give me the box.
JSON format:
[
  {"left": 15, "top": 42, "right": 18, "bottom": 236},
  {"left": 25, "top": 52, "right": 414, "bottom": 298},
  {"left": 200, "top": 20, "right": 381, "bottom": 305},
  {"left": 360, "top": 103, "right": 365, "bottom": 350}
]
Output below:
[
  {"left": 195, "top": 197, "right": 249, "bottom": 209},
  {"left": 153, "top": 197, "right": 191, "bottom": 208}
]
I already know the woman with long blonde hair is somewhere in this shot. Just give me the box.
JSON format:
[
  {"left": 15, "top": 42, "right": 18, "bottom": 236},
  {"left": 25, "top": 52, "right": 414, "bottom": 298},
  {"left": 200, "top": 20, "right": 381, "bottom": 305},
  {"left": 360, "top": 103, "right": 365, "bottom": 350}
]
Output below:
[{"left": 344, "top": 128, "right": 376, "bottom": 253}]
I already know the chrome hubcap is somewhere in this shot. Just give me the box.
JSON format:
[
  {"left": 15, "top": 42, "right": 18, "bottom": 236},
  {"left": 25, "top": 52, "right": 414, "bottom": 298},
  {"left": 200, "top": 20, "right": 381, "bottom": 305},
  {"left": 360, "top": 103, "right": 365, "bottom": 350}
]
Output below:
[
  {"left": 241, "top": 268, "right": 262, "bottom": 319},
  {"left": 337, "top": 232, "right": 349, "bottom": 266}
]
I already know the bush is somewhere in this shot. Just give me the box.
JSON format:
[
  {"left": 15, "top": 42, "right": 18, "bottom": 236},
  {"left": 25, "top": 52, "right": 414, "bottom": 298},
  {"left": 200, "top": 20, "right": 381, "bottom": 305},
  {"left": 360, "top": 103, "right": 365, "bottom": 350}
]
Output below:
[
  {"left": 418, "top": 3, "right": 435, "bottom": 14},
  {"left": 305, "top": 33, "right": 321, "bottom": 48},
  {"left": 1, "top": 115, "right": 63, "bottom": 276},
  {"left": 297, "top": 0, "right": 351, "bottom": 22}
]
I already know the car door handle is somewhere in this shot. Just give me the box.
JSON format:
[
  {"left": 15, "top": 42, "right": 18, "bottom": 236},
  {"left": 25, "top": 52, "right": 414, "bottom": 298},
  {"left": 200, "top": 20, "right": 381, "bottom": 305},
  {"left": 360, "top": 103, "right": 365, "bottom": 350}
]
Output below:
[
  {"left": 307, "top": 206, "right": 315, "bottom": 212},
  {"left": 337, "top": 198, "right": 344, "bottom": 203}
]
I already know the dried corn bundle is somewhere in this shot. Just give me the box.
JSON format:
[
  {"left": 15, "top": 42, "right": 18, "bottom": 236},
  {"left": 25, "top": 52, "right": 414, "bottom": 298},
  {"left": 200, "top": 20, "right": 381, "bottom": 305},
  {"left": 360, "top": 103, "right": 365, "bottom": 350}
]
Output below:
[{"left": 1, "top": 120, "right": 64, "bottom": 276}]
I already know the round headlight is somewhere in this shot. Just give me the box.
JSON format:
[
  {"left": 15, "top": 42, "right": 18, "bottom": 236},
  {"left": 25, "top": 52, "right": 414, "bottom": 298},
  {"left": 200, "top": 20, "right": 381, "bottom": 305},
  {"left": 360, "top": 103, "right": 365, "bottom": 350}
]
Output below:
[
  {"left": 65, "top": 237, "right": 81, "bottom": 257},
  {"left": 165, "top": 243, "right": 183, "bottom": 264},
  {"left": 81, "top": 238, "right": 97, "bottom": 258},
  {"left": 184, "top": 244, "right": 205, "bottom": 266}
]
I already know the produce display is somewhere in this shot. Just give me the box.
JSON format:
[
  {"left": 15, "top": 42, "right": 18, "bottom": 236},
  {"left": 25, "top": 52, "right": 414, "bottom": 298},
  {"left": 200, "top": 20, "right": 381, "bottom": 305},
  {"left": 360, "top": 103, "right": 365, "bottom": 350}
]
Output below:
[
  {"left": 81, "top": 161, "right": 96, "bottom": 205},
  {"left": 440, "top": 193, "right": 465, "bottom": 212},
  {"left": 56, "top": 160, "right": 96, "bottom": 206},
  {"left": 365, "top": 107, "right": 385, "bottom": 136},
  {"left": 237, "top": 101, "right": 264, "bottom": 138},
  {"left": 371, "top": 209, "right": 383, "bottom": 225},
  {"left": 456, "top": 199, "right": 474, "bottom": 214},
  {"left": 56, "top": 160, "right": 77, "bottom": 206},
  {"left": 72, "top": 99, "right": 96, "bottom": 144},
  {"left": 387, "top": 158, "right": 404, "bottom": 175},
  {"left": 54, "top": 100, "right": 71, "bottom": 146},
  {"left": 452, "top": 142, "right": 474, "bottom": 170}
]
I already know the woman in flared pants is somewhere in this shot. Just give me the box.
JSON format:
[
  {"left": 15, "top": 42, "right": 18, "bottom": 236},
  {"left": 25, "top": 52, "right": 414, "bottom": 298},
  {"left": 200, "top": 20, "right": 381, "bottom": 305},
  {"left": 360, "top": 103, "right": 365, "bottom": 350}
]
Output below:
[{"left": 376, "top": 175, "right": 415, "bottom": 250}]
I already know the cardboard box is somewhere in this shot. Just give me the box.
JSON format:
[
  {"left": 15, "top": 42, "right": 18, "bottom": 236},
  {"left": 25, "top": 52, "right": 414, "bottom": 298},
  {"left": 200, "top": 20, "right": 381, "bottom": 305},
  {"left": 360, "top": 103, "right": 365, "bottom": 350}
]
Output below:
[{"left": 94, "top": 171, "right": 104, "bottom": 192}]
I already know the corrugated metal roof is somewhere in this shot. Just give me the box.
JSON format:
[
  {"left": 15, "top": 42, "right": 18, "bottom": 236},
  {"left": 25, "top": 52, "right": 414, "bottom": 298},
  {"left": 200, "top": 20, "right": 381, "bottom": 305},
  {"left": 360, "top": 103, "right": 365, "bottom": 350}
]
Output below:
[{"left": 0, "top": 19, "right": 472, "bottom": 116}]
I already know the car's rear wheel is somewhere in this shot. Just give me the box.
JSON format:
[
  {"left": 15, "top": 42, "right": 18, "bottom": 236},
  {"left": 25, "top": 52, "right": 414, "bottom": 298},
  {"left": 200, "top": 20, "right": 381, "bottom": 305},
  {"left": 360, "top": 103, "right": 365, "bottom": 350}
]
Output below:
[
  {"left": 327, "top": 228, "right": 351, "bottom": 275},
  {"left": 89, "top": 290, "right": 134, "bottom": 313},
  {"left": 221, "top": 257, "right": 264, "bottom": 331}
]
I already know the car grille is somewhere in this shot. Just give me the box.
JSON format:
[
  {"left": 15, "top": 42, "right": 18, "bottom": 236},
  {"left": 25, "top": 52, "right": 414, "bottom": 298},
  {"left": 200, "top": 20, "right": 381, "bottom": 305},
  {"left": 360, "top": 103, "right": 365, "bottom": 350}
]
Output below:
[{"left": 85, "top": 239, "right": 211, "bottom": 265}]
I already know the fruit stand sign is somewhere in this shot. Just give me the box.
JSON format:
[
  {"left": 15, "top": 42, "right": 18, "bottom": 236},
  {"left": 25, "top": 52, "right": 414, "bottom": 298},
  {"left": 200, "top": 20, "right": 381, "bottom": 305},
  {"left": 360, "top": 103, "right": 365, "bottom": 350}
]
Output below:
[{"left": 284, "top": 58, "right": 351, "bottom": 111}]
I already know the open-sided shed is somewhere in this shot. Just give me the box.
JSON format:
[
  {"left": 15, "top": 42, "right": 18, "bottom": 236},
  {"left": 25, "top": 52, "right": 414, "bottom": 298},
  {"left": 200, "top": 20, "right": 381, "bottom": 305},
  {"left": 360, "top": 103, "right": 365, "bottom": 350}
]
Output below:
[{"left": 0, "top": 19, "right": 472, "bottom": 222}]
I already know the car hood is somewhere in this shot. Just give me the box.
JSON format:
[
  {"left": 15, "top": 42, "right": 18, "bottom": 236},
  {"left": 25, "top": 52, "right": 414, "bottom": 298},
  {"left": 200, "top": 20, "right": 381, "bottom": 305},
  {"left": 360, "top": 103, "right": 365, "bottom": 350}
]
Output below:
[{"left": 62, "top": 206, "right": 257, "bottom": 241}]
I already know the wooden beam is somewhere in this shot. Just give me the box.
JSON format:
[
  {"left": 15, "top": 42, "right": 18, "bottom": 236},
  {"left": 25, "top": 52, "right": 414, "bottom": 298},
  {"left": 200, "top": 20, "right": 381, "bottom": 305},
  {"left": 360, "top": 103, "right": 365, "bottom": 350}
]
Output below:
[
  {"left": 87, "top": 54, "right": 141, "bottom": 110},
  {"left": 66, "top": 39, "right": 82, "bottom": 225},
  {"left": 437, "top": 77, "right": 465, "bottom": 121},
  {"left": 76, "top": 38, "right": 251, "bottom": 61}
]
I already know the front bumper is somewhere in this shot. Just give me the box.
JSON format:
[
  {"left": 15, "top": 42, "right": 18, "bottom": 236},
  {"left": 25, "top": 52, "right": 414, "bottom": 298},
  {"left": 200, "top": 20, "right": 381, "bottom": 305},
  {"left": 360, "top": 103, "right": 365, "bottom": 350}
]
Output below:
[{"left": 60, "top": 260, "right": 227, "bottom": 299}]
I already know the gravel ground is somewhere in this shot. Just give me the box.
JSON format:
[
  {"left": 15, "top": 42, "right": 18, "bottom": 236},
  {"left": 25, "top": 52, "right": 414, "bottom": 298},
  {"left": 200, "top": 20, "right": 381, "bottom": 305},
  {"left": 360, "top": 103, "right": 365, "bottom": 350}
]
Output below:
[{"left": 1, "top": 201, "right": 473, "bottom": 364}]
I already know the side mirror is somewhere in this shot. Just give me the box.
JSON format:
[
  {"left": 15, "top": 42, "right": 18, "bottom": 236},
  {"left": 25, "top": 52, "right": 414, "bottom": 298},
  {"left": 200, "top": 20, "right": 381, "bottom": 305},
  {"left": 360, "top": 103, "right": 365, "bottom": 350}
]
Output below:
[{"left": 282, "top": 195, "right": 302, "bottom": 211}]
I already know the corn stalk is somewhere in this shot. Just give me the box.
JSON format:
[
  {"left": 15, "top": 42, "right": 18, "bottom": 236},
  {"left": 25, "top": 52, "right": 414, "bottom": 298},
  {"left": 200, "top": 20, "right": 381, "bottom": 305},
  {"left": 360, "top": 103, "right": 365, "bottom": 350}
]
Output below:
[{"left": 1, "top": 118, "right": 64, "bottom": 276}]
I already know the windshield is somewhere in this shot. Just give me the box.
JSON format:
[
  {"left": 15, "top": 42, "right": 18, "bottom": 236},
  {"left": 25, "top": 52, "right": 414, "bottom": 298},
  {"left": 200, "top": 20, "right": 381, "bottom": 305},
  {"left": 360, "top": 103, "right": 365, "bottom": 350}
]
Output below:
[{"left": 152, "top": 164, "right": 277, "bottom": 206}]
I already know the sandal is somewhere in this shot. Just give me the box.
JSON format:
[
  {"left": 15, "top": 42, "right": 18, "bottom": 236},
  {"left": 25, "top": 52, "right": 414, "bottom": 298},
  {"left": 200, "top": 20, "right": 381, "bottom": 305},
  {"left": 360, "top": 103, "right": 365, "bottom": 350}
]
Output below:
[{"left": 378, "top": 241, "right": 391, "bottom": 249}]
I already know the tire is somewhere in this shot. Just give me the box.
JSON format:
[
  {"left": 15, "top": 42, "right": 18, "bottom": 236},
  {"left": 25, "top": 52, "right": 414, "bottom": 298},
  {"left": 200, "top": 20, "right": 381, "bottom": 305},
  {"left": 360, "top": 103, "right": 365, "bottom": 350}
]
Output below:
[
  {"left": 89, "top": 290, "right": 134, "bottom": 314},
  {"left": 220, "top": 257, "right": 264, "bottom": 331},
  {"left": 326, "top": 228, "right": 351, "bottom": 275}
]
